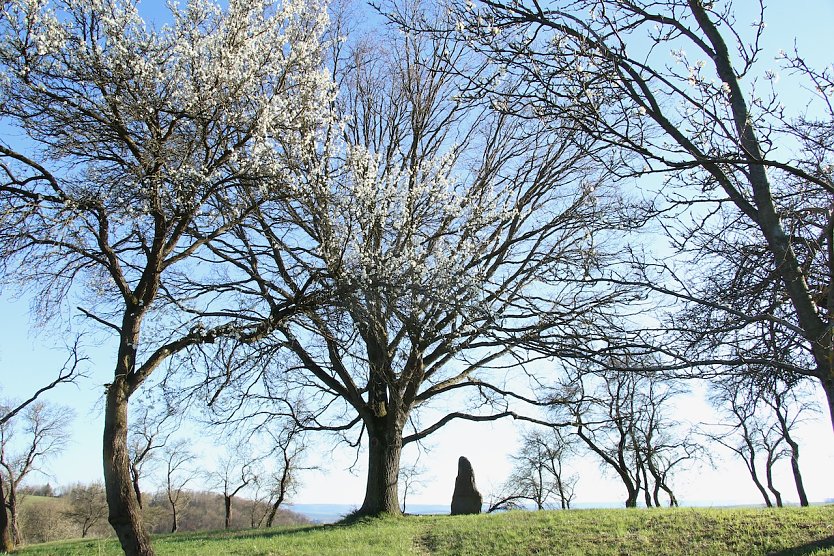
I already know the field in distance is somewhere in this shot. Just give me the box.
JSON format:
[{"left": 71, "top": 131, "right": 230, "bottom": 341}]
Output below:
[{"left": 15, "top": 505, "right": 834, "bottom": 556}]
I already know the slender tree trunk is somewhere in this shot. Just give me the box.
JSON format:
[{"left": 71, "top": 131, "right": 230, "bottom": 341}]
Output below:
[
  {"left": 357, "top": 420, "right": 402, "bottom": 516},
  {"left": 104, "top": 376, "right": 154, "bottom": 556},
  {"left": 747, "top": 459, "right": 773, "bottom": 508},
  {"left": 224, "top": 495, "right": 232, "bottom": 530},
  {"left": 266, "top": 488, "right": 286, "bottom": 527},
  {"left": 131, "top": 465, "right": 143, "bottom": 509},
  {"left": 774, "top": 398, "right": 810, "bottom": 507},
  {"left": 765, "top": 455, "right": 783, "bottom": 508},
  {"left": 0, "top": 480, "right": 12, "bottom": 553},
  {"left": 787, "top": 443, "right": 809, "bottom": 507}
]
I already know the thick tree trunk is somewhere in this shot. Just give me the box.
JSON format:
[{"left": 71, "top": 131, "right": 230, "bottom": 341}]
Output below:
[
  {"left": 224, "top": 495, "right": 232, "bottom": 530},
  {"left": 170, "top": 505, "right": 178, "bottom": 534},
  {"left": 357, "top": 421, "right": 402, "bottom": 516},
  {"left": 823, "top": 373, "right": 834, "bottom": 445},
  {"left": 104, "top": 377, "right": 155, "bottom": 556},
  {"left": 8, "top": 496, "right": 19, "bottom": 546},
  {"left": 0, "top": 480, "right": 12, "bottom": 553}
]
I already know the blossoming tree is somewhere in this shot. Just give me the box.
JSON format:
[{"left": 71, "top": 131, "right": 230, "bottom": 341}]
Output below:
[
  {"left": 0, "top": 0, "right": 331, "bottom": 553},
  {"left": 198, "top": 17, "right": 641, "bottom": 515}
]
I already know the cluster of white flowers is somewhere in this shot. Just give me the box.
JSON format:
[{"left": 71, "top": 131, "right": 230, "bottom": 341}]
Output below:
[
  {"left": 316, "top": 143, "right": 513, "bottom": 312},
  {"left": 1, "top": 0, "right": 334, "bottom": 225}
]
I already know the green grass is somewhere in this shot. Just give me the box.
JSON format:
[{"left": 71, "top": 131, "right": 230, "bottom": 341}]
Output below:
[{"left": 13, "top": 506, "right": 834, "bottom": 556}]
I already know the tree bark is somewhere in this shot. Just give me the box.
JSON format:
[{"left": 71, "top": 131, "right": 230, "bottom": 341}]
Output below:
[
  {"left": 7, "top": 490, "right": 19, "bottom": 546},
  {"left": 357, "top": 420, "right": 402, "bottom": 516},
  {"left": 0, "top": 479, "right": 12, "bottom": 553},
  {"left": 103, "top": 376, "right": 155, "bottom": 556},
  {"left": 224, "top": 495, "right": 232, "bottom": 530}
]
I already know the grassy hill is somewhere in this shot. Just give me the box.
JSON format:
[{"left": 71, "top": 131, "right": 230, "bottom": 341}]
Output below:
[{"left": 13, "top": 505, "right": 834, "bottom": 555}]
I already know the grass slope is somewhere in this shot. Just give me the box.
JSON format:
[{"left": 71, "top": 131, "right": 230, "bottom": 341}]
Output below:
[{"left": 14, "top": 506, "right": 834, "bottom": 556}]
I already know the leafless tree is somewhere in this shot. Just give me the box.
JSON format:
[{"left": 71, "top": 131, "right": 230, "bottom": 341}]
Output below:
[
  {"left": 163, "top": 440, "right": 196, "bottom": 534},
  {"left": 128, "top": 394, "right": 180, "bottom": 510},
  {"left": 398, "top": 461, "right": 429, "bottom": 514},
  {"left": 0, "top": 401, "right": 73, "bottom": 544},
  {"left": 262, "top": 426, "right": 307, "bottom": 528},
  {"left": 503, "top": 428, "right": 578, "bottom": 510},
  {"left": 553, "top": 367, "right": 698, "bottom": 508},
  {"left": 0, "top": 342, "right": 83, "bottom": 553},
  {"left": 703, "top": 373, "right": 814, "bottom": 507},
  {"left": 210, "top": 443, "right": 256, "bottom": 531},
  {"left": 423, "top": 0, "right": 834, "bottom": 435},
  {"left": 62, "top": 483, "right": 109, "bottom": 538}
]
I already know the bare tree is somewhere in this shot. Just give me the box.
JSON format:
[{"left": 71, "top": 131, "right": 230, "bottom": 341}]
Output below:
[
  {"left": 503, "top": 428, "right": 577, "bottom": 510},
  {"left": 210, "top": 443, "right": 256, "bottom": 531},
  {"left": 0, "top": 342, "right": 82, "bottom": 553},
  {"left": 263, "top": 427, "right": 307, "bottom": 528},
  {"left": 128, "top": 394, "right": 179, "bottom": 509},
  {"left": 0, "top": 1, "right": 332, "bottom": 553},
  {"left": 428, "top": 0, "right": 834, "bottom": 435},
  {"left": 704, "top": 373, "right": 814, "bottom": 507},
  {"left": 62, "top": 483, "right": 109, "bottom": 538},
  {"left": 0, "top": 401, "right": 73, "bottom": 544},
  {"left": 398, "top": 461, "right": 429, "bottom": 514},
  {"left": 163, "top": 440, "right": 196, "bottom": 534},
  {"left": 554, "top": 367, "right": 697, "bottom": 508}
]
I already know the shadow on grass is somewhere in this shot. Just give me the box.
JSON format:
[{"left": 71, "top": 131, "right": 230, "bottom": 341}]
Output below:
[{"left": 767, "top": 536, "right": 834, "bottom": 556}]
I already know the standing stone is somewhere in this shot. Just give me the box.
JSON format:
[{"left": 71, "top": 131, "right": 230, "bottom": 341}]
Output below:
[{"left": 450, "top": 456, "right": 482, "bottom": 515}]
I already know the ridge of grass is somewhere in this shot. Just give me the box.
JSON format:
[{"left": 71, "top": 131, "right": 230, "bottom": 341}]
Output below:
[{"left": 13, "top": 505, "right": 834, "bottom": 556}]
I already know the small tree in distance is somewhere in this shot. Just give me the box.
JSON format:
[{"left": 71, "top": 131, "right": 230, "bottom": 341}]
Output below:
[
  {"left": 62, "top": 483, "right": 109, "bottom": 538},
  {"left": 162, "top": 440, "right": 197, "bottom": 534},
  {"left": 0, "top": 400, "right": 73, "bottom": 545},
  {"left": 503, "top": 428, "right": 578, "bottom": 511}
]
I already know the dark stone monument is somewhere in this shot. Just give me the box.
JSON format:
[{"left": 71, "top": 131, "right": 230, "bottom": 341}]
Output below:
[{"left": 450, "top": 456, "right": 482, "bottom": 515}]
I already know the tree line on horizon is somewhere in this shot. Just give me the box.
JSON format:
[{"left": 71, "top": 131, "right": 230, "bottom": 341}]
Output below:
[{"left": 1, "top": 0, "right": 831, "bottom": 555}]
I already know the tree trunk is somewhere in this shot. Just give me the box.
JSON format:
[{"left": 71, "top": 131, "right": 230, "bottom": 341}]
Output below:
[
  {"left": 103, "top": 377, "right": 155, "bottom": 556},
  {"left": 131, "top": 465, "right": 143, "bottom": 509},
  {"left": 170, "top": 504, "right": 178, "bottom": 534},
  {"left": 787, "top": 442, "right": 809, "bottom": 507},
  {"left": 775, "top": 397, "right": 810, "bottom": 507},
  {"left": 357, "top": 420, "right": 402, "bottom": 516},
  {"left": 224, "top": 495, "right": 232, "bottom": 530},
  {"left": 0, "top": 480, "right": 12, "bottom": 553},
  {"left": 822, "top": 372, "right": 834, "bottom": 449},
  {"left": 624, "top": 488, "right": 638, "bottom": 508},
  {"left": 747, "top": 460, "right": 773, "bottom": 508},
  {"left": 765, "top": 456, "right": 783, "bottom": 508},
  {"left": 7, "top": 488, "right": 19, "bottom": 545}
]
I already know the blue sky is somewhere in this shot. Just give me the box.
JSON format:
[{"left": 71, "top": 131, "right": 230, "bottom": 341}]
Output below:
[{"left": 1, "top": 0, "right": 834, "bottom": 509}]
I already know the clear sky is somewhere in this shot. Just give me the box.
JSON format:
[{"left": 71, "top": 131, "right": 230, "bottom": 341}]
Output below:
[{"left": 1, "top": 0, "right": 834, "bottom": 511}]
